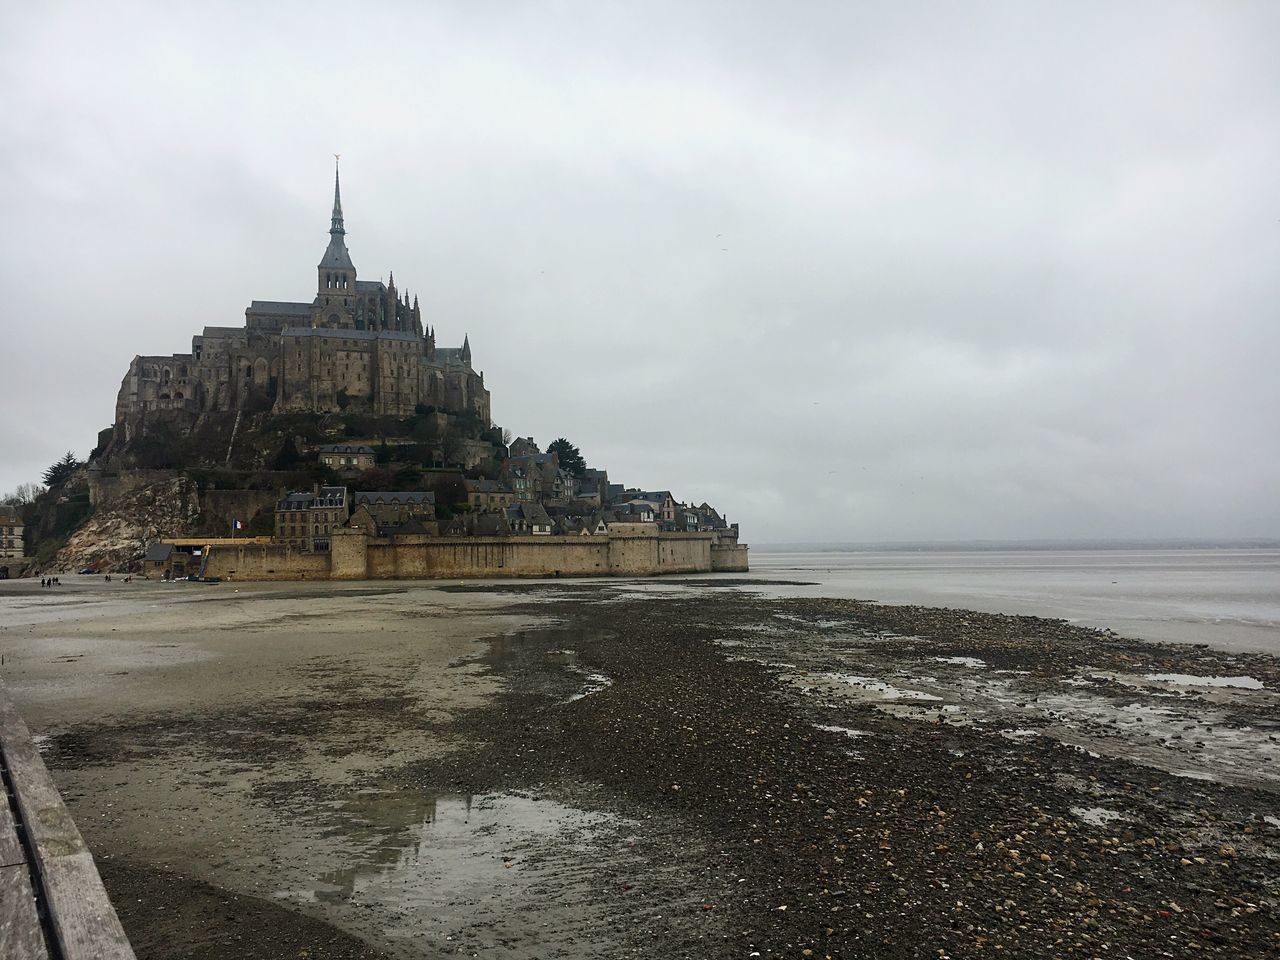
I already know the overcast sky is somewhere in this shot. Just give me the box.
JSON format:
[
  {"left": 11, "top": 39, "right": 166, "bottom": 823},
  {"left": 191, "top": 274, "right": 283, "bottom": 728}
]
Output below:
[{"left": 2, "top": 2, "right": 1278, "bottom": 543}]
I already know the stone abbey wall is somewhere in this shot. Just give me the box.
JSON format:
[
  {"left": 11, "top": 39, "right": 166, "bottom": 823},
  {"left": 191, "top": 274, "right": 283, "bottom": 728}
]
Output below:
[{"left": 201, "top": 525, "right": 747, "bottom": 581}]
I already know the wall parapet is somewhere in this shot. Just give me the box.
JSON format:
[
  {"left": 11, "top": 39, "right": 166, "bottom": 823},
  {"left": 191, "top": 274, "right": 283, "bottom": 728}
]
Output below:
[{"left": 206, "top": 525, "right": 747, "bottom": 581}]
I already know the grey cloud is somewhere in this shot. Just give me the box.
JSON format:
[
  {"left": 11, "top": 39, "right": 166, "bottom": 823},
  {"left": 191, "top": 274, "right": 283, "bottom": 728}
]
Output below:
[{"left": 2, "top": 1, "right": 1278, "bottom": 544}]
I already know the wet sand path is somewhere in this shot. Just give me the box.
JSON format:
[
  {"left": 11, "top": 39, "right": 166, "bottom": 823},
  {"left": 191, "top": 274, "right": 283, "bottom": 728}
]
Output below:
[{"left": 0, "top": 578, "right": 1276, "bottom": 958}]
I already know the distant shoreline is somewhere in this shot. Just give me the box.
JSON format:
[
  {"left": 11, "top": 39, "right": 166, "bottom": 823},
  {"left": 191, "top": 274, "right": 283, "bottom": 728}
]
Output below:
[{"left": 756, "top": 539, "right": 1280, "bottom": 552}]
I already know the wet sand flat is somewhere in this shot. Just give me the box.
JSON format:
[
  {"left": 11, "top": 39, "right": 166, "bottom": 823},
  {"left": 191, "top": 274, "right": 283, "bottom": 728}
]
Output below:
[{"left": 0, "top": 578, "right": 1277, "bottom": 958}]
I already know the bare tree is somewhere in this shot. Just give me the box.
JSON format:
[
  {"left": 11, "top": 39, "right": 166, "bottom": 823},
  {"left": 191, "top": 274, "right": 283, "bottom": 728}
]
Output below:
[{"left": 3, "top": 482, "right": 46, "bottom": 505}]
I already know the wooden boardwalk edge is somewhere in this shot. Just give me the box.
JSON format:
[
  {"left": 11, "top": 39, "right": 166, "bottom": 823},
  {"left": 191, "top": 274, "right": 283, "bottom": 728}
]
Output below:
[{"left": 0, "top": 684, "right": 135, "bottom": 959}]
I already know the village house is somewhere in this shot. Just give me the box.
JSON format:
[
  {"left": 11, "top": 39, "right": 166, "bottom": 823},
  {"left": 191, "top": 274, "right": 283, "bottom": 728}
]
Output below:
[
  {"left": 352, "top": 490, "right": 437, "bottom": 527},
  {"left": 691, "top": 502, "right": 728, "bottom": 531},
  {"left": 274, "top": 486, "right": 349, "bottom": 552},
  {"left": 0, "top": 504, "right": 24, "bottom": 560},
  {"left": 506, "top": 502, "right": 553, "bottom": 535},
  {"left": 464, "top": 477, "right": 515, "bottom": 512},
  {"left": 509, "top": 466, "right": 535, "bottom": 503},
  {"left": 508, "top": 437, "right": 540, "bottom": 459},
  {"left": 573, "top": 468, "right": 609, "bottom": 507},
  {"left": 614, "top": 500, "right": 657, "bottom": 523},
  {"left": 316, "top": 444, "right": 375, "bottom": 471},
  {"left": 623, "top": 490, "right": 678, "bottom": 522}
]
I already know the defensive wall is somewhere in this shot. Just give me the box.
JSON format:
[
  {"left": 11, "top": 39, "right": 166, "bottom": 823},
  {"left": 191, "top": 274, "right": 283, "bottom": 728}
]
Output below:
[
  {"left": 88, "top": 469, "right": 280, "bottom": 526},
  {"left": 201, "top": 523, "right": 748, "bottom": 581}
]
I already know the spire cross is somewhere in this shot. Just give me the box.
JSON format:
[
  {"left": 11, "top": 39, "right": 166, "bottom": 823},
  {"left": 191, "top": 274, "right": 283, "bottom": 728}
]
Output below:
[{"left": 330, "top": 156, "right": 344, "bottom": 235}]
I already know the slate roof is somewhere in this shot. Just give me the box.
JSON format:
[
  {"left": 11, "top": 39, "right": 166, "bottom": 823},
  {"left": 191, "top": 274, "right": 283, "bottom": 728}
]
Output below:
[
  {"left": 318, "top": 444, "right": 375, "bottom": 455},
  {"left": 506, "top": 503, "right": 552, "bottom": 526},
  {"left": 472, "top": 514, "right": 512, "bottom": 537},
  {"left": 282, "top": 328, "right": 420, "bottom": 343},
  {"left": 248, "top": 301, "right": 312, "bottom": 316},
  {"left": 278, "top": 486, "right": 347, "bottom": 510},
  {"left": 464, "top": 478, "right": 510, "bottom": 494},
  {"left": 143, "top": 542, "right": 174, "bottom": 563},
  {"left": 355, "top": 490, "right": 436, "bottom": 505}
]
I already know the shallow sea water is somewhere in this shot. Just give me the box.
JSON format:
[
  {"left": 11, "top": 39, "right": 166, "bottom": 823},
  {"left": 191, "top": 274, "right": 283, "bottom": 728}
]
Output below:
[{"left": 748, "top": 547, "right": 1280, "bottom": 653}]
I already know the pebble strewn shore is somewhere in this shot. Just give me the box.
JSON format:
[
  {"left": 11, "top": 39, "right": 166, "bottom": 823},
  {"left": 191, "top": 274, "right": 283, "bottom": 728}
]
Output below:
[{"left": 26, "top": 581, "right": 1280, "bottom": 958}]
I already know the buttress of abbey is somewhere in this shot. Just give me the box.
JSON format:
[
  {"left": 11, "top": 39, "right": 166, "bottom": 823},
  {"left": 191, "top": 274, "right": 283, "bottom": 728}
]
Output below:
[{"left": 114, "top": 164, "right": 490, "bottom": 441}]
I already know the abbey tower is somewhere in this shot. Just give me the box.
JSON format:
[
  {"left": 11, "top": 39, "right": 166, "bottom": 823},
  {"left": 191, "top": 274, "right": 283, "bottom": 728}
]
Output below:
[{"left": 113, "top": 163, "right": 489, "bottom": 443}]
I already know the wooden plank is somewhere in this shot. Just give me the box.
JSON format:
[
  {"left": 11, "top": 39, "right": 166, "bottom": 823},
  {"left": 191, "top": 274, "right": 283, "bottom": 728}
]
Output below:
[
  {"left": 0, "top": 687, "right": 135, "bottom": 959},
  {"left": 41, "top": 851, "right": 134, "bottom": 959},
  {"left": 0, "top": 791, "right": 27, "bottom": 868},
  {"left": 0, "top": 691, "right": 85, "bottom": 860},
  {"left": 0, "top": 686, "right": 37, "bottom": 868},
  {"left": 0, "top": 863, "right": 50, "bottom": 960}
]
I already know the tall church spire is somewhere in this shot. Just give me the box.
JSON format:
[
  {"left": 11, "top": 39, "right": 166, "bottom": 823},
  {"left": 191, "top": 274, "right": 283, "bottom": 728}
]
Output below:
[
  {"left": 330, "top": 156, "right": 345, "bottom": 236},
  {"left": 318, "top": 156, "right": 356, "bottom": 278},
  {"left": 316, "top": 156, "right": 356, "bottom": 321}
]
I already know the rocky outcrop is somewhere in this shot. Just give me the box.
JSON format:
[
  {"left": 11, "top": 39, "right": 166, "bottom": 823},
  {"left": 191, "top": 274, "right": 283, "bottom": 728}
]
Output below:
[{"left": 53, "top": 476, "right": 202, "bottom": 573}]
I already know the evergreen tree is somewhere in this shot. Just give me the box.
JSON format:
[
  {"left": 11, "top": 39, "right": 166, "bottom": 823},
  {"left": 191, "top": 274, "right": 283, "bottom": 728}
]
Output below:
[
  {"left": 42, "top": 451, "right": 81, "bottom": 487},
  {"left": 272, "top": 436, "right": 301, "bottom": 470},
  {"left": 547, "top": 438, "right": 586, "bottom": 478}
]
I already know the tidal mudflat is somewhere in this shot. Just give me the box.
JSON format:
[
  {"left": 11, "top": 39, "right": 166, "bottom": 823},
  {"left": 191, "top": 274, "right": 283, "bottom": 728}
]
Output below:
[{"left": 0, "top": 578, "right": 1276, "bottom": 958}]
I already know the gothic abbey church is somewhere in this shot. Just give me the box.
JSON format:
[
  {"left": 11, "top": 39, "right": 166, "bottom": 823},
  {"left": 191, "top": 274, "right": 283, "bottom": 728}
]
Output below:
[{"left": 114, "top": 164, "right": 490, "bottom": 439}]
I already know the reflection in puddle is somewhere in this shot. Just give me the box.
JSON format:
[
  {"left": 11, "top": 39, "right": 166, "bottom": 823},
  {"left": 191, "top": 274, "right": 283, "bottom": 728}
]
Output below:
[
  {"left": 279, "top": 791, "right": 623, "bottom": 951},
  {"left": 479, "top": 629, "right": 614, "bottom": 704},
  {"left": 544, "top": 648, "right": 613, "bottom": 701}
]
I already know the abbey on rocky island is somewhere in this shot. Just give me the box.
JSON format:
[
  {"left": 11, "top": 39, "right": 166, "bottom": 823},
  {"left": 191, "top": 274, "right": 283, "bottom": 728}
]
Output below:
[{"left": 113, "top": 163, "right": 490, "bottom": 441}]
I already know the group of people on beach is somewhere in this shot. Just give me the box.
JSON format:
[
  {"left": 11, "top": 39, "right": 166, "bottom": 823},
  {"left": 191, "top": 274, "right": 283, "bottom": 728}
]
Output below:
[{"left": 38, "top": 574, "right": 133, "bottom": 586}]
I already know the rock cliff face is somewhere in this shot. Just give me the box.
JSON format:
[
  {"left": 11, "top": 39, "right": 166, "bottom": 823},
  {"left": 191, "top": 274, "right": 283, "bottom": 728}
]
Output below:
[{"left": 54, "top": 477, "right": 202, "bottom": 573}]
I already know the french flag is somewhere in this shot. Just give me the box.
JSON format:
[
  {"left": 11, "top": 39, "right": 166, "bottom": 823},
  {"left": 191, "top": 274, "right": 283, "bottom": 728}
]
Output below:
[{"left": 233, "top": 519, "right": 244, "bottom": 530}]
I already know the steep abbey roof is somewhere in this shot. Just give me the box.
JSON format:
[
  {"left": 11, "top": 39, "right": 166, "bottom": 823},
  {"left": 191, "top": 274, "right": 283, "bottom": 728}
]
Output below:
[{"left": 249, "top": 301, "right": 312, "bottom": 316}]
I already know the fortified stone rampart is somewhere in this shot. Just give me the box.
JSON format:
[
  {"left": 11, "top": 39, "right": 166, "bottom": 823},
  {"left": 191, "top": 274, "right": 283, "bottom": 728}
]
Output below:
[
  {"left": 711, "top": 543, "right": 750, "bottom": 571},
  {"left": 200, "top": 488, "right": 280, "bottom": 529},
  {"left": 202, "top": 524, "right": 744, "bottom": 581},
  {"left": 203, "top": 543, "right": 331, "bottom": 580},
  {"left": 87, "top": 469, "right": 180, "bottom": 507}
]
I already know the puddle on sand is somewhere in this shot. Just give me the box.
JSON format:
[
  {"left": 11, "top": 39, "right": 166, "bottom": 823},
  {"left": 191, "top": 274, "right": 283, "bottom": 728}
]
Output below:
[
  {"left": 567, "top": 672, "right": 612, "bottom": 702},
  {"left": 481, "top": 629, "right": 613, "bottom": 703},
  {"left": 542, "top": 648, "right": 613, "bottom": 702},
  {"left": 816, "top": 724, "right": 869, "bottom": 738},
  {"left": 1142, "top": 674, "right": 1264, "bottom": 690},
  {"left": 278, "top": 791, "right": 623, "bottom": 954},
  {"left": 1000, "top": 728, "right": 1040, "bottom": 741},
  {"left": 935, "top": 656, "right": 986, "bottom": 668},
  {"left": 825, "top": 673, "right": 942, "bottom": 703},
  {"left": 1070, "top": 806, "right": 1127, "bottom": 827}
]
